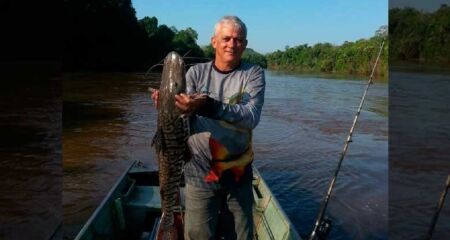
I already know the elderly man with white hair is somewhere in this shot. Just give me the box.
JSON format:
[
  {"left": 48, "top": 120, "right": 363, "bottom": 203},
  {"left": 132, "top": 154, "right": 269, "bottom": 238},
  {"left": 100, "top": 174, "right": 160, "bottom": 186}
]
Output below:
[{"left": 152, "top": 15, "right": 265, "bottom": 239}]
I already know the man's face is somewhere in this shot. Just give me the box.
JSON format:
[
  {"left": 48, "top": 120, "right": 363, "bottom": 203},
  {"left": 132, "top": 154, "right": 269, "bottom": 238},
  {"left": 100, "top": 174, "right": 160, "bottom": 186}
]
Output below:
[{"left": 211, "top": 22, "right": 247, "bottom": 66}]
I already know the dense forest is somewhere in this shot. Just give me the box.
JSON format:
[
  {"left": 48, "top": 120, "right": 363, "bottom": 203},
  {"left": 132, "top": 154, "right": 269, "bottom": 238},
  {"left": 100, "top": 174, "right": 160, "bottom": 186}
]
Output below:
[
  {"left": 389, "top": 4, "right": 450, "bottom": 65},
  {"left": 64, "top": 0, "right": 205, "bottom": 71},
  {"left": 203, "top": 45, "right": 268, "bottom": 68},
  {"left": 64, "top": 1, "right": 450, "bottom": 74},
  {"left": 265, "top": 27, "right": 388, "bottom": 77},
  {"left": 64, "top": 0, "right": 147, "bottom": 71},
  {"left": 64, "top": 0, "right": 388, "bottom": 75},
  {"left": 64, "top": 0, "right": 270, "bottom": 71}
]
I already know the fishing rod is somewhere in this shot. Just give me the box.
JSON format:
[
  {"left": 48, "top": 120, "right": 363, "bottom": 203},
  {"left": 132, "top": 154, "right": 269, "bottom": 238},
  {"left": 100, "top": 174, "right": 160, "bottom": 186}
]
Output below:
[
  {"left": 426, "top": 174, "right": 450, "bottom": 240},
  {"left": 308, "top": 39, "right": 385, "bottom": 240}
]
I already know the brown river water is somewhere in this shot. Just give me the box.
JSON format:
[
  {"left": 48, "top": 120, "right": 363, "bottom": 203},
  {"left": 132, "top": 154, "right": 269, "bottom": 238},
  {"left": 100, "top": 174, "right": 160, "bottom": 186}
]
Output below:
[
  {"left": 389, "top": 70, "right": 450, "bottom": 240},
  {"left": 61, "top": 71, "right": 388, "bottom": 240},
  {"left": 0, "top": 69, "right": 393, "bottom": 239},
  {"left": 3, "top": 67, "right": 450, "bottom": 240},
  {"left": 0, "top": 65, "right": 62, "bottom": 240}
]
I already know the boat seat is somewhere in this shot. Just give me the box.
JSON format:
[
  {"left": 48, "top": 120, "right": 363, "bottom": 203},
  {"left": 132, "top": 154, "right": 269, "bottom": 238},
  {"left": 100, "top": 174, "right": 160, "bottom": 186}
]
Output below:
[{"left": 124, "top": 186, "right": 161, "bottom": 210}]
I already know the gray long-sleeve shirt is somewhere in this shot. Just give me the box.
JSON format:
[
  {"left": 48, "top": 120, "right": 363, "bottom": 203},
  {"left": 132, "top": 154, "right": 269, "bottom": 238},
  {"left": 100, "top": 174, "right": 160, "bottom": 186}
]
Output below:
[{"left": 184, "top": 61, "right": 265, "bottom": 189}]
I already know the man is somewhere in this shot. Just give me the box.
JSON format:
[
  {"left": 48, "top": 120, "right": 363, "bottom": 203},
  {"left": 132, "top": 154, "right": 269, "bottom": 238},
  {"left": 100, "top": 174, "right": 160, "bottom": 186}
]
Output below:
[{"left": 152, "top": 15, "right": 265, "bottom": 240}]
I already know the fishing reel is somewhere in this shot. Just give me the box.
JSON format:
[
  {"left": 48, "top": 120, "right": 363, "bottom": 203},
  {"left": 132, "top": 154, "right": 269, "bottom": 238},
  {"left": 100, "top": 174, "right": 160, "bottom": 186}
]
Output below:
[
  {"left": 308, "top": 217, "right": 332, "bottom": 240},
  {"left": 302, "top": 217, "right": 331, "bottom": 240},
  {"left": 316, "top": 217, "right": 332, "bottom": 239}
]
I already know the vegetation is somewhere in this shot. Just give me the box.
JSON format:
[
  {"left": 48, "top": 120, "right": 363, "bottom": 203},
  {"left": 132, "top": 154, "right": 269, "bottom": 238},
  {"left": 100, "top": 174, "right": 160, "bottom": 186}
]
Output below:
[
  {"left": 64, "top": 0, "right": 266, "bottom": 72},
  {"left": 389, "top": 4, "right": 450, "bottom": 65},
  {"left": 202, "top": 45, "right": 267, "bottom": 68},
  {"left": 202, "top": 45, "right": 215, "bottom": 59},
  {"left": 243, "top": 48, "right": 268, "bottom": 68},
  {"left": 67, "top": 0, "right": 426, "bottom": 77},
  {"left": 64, "top": 0, "right": 149, "bottom": 71},
  {"left": 64, "top": 0, "right": 205, "bottom": 71},
  {"left": 138, "top": 16, "right": 205, "bottom": 63},
  {"left": 265, "top": 26, "right": 388, "bottom": 77}
]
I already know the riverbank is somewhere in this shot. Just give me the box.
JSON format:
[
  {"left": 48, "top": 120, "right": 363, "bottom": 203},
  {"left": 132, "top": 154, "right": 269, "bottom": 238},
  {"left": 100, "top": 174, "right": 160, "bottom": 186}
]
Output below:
[
  {"left": 391, "top": 61, "right": 450, "bottom": 74},
  {"left": 266, "top": 67, "right": 388, "bottom": 82}
]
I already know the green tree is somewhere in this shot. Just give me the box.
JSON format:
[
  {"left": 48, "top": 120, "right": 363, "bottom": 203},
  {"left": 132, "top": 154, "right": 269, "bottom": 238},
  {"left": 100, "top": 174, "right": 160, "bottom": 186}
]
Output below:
[
  {"left": 389, "top": 5, "right": 450, "bottom": 64},
  {"left": 203, "top": 45, "right": 214, "bottom": 58},
  {"left": 64, "top": 0, "right": 151, "bottom": 71},
  {"left": 172, "top": 27, "right": 204, "bottom": 57},
  {"left": 242, "top": 48, "right": 267, "bottom": 68},
  {"left": 265, "top": 27, "right": 388, "bottom": 77},
  {"left": 139, "top": 16, "right": 158, "bottom": 38}
]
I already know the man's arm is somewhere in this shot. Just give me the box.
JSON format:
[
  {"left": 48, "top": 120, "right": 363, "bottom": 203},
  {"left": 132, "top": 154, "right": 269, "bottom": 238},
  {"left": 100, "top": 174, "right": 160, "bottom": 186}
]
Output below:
[
  {"left": 176, "top": 65, "right": 265, "bottom": 130},
  {"left": 196, "top": 66, "right": 265, "bottom": 130}
]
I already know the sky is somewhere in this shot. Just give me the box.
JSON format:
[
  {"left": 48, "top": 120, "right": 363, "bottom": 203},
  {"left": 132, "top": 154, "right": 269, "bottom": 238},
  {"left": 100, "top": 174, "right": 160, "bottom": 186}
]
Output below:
[{"left": 131, "top": 0, "right": 388, "bottom": 54}]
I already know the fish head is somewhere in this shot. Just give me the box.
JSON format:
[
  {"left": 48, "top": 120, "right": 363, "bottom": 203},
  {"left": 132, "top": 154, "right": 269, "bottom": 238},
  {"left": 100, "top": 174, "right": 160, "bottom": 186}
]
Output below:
[{"left": 161, "top": 51, "right": 186, "bottom": 95}]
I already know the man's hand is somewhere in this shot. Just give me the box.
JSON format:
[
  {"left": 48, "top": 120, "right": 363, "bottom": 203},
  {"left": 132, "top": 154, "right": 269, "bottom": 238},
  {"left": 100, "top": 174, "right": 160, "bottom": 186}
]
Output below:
[
  {"left": 149, "top": 88, "right": 159, "bottom": 109},
  {"left": 175, "top": 93, "right": 208, "bottom": 114}
]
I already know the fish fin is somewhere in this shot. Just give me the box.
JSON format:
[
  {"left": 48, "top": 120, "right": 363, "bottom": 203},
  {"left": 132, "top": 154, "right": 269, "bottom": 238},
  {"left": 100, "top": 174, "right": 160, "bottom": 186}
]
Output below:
[
  {"left": 204, "top": 161, "right": 234, "bottom": 183},
  {"left": 205, "top": 161, "right": 235, "bottom": 183},
  {"left": 230, "top": 146, "right": 253, "bottom": 182},
  {"left": 205, "top": 146, "right": 254, "bottom": 183},
  {"left": 151, "top": 129, "right": 160, "bottom": 148},
  {"left": 204, "top": 138, "right": 228, "bottom": 183},
  {"left": 204, "top": 168, "right": 220, "bottom": 183}
]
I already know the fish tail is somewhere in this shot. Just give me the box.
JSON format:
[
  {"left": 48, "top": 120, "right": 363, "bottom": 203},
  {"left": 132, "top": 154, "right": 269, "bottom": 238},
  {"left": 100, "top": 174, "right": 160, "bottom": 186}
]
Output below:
[{"left": 156, "top": 212, "right": 184, "bottom": 240}]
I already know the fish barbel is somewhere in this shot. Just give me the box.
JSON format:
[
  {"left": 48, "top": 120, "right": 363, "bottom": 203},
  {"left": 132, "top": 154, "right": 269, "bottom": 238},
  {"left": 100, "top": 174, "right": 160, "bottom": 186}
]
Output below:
[{"left": 153, "top": 51, "right": 188, "bottom": 240}]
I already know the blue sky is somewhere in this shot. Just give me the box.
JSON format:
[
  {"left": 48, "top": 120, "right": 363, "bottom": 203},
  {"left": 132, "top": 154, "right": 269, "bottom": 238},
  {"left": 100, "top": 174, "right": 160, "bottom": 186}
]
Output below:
[{"left": 131, "top": 0, "right": 388, "bottom": 54}]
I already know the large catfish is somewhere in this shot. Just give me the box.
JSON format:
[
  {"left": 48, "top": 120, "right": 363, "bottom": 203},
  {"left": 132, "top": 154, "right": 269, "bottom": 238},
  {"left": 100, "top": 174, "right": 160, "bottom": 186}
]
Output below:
[{"left": 152, "top": 51, "right": 188, "bottom": 240}]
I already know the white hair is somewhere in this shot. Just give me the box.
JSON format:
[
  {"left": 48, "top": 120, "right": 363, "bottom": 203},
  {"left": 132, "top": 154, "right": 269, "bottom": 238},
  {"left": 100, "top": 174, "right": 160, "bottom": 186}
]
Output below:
[{"left": 213, "top": 16, "right": 247, "bottom": 39}]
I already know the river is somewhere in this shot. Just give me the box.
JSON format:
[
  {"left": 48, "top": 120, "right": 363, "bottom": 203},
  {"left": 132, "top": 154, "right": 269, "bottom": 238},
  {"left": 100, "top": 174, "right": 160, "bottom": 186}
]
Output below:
[
  {"left": 61, "top": 70, "right": 388, "bottom": 239},
  {"left": 0, "top": 65, "right": 62, "bottom": 240},
  {"left": 389, "top": 69, "right": 450, "bottom": 240}
]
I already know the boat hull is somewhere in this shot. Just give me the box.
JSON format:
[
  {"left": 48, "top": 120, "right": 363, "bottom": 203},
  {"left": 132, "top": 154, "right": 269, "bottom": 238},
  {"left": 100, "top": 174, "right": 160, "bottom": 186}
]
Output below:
[{"left": 75, "top": 161, "right": 302, "bottom": 240}]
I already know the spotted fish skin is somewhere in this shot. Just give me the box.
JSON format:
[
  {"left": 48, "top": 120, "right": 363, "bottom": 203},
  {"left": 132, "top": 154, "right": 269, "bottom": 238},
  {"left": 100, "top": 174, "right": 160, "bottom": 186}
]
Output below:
[{"left": 153, "top": 51, "right": 188, "bottom": 240}]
